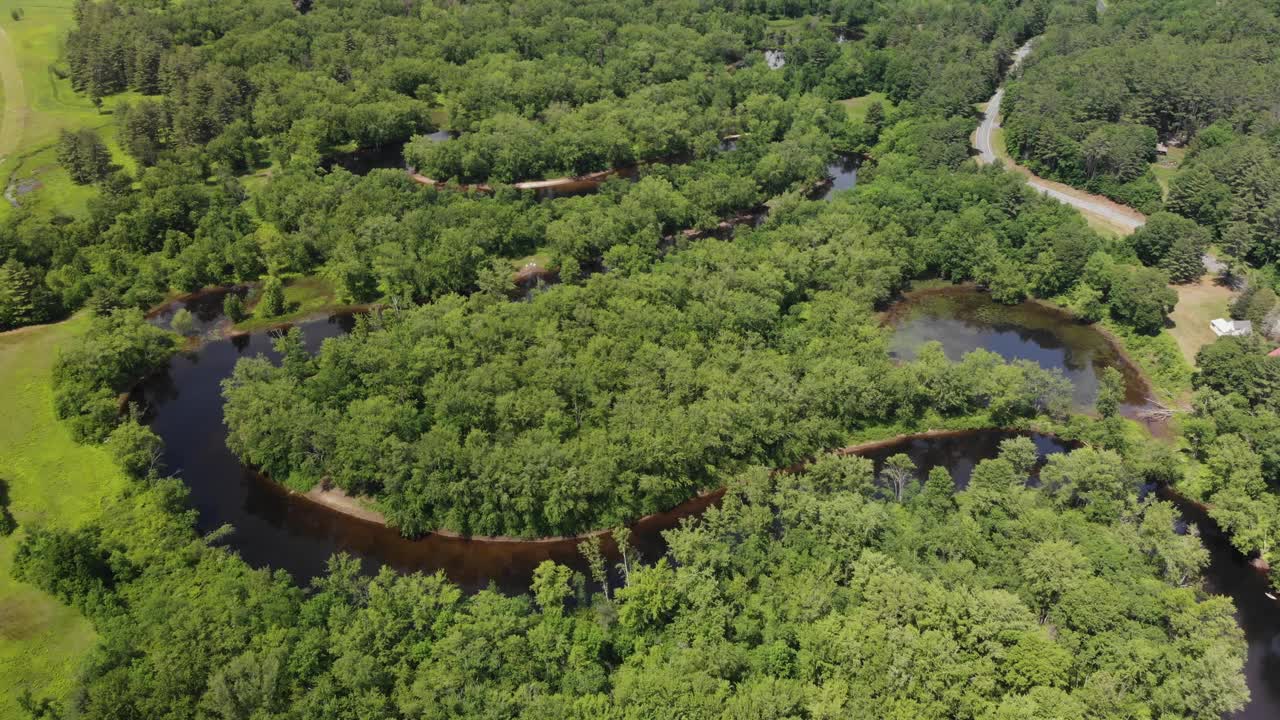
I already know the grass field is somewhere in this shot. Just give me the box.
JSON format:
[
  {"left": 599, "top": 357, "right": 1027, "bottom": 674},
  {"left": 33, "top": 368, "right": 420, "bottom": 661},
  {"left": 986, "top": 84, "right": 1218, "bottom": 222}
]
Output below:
[
  {"left": 0, "top": 0, "right": 136, "bottom": 220},
  {"left": 1167, "top": 274, "right": 1236, "bottom": 365},
  {"left": 840, "top": 91, "right": 894, "bottom": 122},
  {"left": 0, "top": 315, "right": 127, "bottom": 720},
  {"left": 510, "top": 251, "right": 553, "bottom": 271},
  {"left": 765, "top": 14, "right": 821, "bottom": 31}
]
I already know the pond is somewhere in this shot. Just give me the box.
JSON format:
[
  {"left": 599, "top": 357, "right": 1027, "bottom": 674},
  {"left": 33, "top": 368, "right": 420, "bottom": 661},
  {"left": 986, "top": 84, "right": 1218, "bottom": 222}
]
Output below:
[
  {"left": 819, "top": 154, "right": 859, "bottom": 200},
  {"left": 833, "top": 27, "right": 863, "bottom": 43},
  {"left": 321, "top": 143, "right": 408, "bottom": 175},
  {"left": 884, "top": 286, "right": 1152, "bottom": 416}
]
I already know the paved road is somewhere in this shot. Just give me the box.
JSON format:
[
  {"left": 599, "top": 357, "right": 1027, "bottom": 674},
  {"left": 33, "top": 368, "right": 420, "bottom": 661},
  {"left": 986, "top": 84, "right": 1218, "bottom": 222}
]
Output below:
[
  {"left": 974, "top": 40, "right": 1034, "bottom": 164},
  {"left": 974, "top": 38, "right": 1147, "bottom": 234}
]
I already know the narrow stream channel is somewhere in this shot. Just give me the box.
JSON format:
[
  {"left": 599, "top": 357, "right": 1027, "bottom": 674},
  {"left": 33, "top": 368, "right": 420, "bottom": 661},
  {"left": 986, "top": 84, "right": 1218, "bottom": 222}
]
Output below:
[{"left": 1164, "top": 488, "right": 1280, "bottom": 718}]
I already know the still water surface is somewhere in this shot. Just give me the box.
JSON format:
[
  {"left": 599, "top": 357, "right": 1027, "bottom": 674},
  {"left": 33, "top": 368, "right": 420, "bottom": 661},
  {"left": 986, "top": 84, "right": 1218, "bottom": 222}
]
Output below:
[{"left": 886, "top": 286, "right": 1152, "bottom": 414}]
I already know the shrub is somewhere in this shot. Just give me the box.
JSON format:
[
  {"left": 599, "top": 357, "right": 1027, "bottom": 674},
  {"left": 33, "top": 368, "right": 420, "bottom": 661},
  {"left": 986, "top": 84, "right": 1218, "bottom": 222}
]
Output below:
[
  {"left": 257, "top": 276, "right": 285, "bottom": 318},
  {"left": 171, "top": 307, "right": 195, "bottom": 335},
  {"left": 106, "top": 415, "right": 164, "bottom": 479},
  {"left": 223, "top": 292, "right": 247, "bottom": 323}
]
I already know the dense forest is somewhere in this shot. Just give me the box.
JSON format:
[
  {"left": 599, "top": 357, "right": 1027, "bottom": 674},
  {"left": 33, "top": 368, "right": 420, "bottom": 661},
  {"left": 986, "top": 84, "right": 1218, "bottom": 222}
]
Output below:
[
  {"left": 4, "top": 0, "right": 1275, "bottom": 716},
  {"left": 13, "top": 439, "right": 1249, "bottom": 718},
  {"left": 221, "top": 159, "right": 1173, "bottom": 537},
  {"left": 1179, "top": 335, "right": 1280, "bottom": 574},
  {"left": 0, "top": 0, "right": 1046, "bottom": 329},
  {"left": 995, "top": 0, "right": 1280, "bottom": 589}
]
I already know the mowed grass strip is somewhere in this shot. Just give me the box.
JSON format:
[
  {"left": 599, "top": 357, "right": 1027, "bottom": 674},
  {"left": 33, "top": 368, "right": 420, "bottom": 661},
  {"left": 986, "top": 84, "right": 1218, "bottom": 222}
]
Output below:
[{"left": 0, "top": 315, "right": 127, "bottom": 720}]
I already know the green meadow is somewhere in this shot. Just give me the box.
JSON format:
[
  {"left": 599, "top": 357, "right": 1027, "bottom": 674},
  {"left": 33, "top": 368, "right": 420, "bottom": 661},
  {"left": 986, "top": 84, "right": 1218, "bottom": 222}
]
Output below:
[
  {"left": 0, "top": 0, "right": 135, "bottom": 220},
  {"left": 0, "top": 316, "right": 128, "bottom": 720},
  {"left": 0, "top": 5, "right": 136, "bottom": 716}
]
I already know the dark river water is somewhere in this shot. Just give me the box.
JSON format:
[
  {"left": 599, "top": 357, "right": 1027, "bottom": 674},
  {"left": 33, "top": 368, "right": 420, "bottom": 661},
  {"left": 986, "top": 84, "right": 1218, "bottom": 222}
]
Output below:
[
  {"left": 885, "top": 286, "right": 1152, "bottom": 415},
  {"left": 135, "top": 296, "right": 1275, "bottom": 717},
  {"left": 1167, "top": 489, "right": 1280, "bottom": 719},
  {"left": 136, "top": 327, "right": 1066, "bottom": 589}
]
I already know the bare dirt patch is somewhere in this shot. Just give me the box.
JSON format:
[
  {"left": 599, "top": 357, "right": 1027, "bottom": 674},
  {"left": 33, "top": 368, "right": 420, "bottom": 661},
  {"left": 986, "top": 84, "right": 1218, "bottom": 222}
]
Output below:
[{"left": 0, "top": 596, "right": 46, "bottom": 641}]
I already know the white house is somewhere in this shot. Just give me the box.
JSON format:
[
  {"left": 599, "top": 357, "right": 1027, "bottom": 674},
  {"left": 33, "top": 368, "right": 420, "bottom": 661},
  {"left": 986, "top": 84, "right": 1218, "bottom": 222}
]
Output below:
[{"left": 1210, "top": 318, "right": 1252, "bottom": 337}]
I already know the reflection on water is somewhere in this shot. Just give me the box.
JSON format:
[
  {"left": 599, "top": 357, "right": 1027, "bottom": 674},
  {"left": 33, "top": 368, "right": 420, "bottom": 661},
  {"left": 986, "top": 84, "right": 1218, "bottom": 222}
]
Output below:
[
  {"left": 1161, "top": 488, "right": 1280, "bottom": 719},
  {"left": 324, "top": 131, "right": 453, "bottom": 176},
  {"left": 821, "top": 154, "right": 860, "bottom": 200},
  {"left": 321, "top": 143, "right": 408, "bottom": 175},
  {"left": 146, "top": 286, "right": 250, "bottom": 340},
  {"left": 885, "top": 286, "right": 1151, "bottom": 413},
  {"left": 855, "top": 430, "right": 1068, "bottom": 486}
]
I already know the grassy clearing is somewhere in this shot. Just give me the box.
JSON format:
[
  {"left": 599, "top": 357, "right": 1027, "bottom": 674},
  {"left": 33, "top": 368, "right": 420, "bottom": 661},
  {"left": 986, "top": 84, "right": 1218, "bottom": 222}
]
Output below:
[
  {"left": 1167, "top": 275, "right": 1236, "bottom": 365},
  {"left": 0, "top": 315, "right": 127, "bottom": 720},
  {"left": 0, "top": 0, "right": 137, "bottom": 220},
  {"left": 1100, "top": 319, "right": 1194, "bottom": 403},
  {"left": 765, "top": 15, "right": 819, "bottom": 31},
  {"left": 1150, "top": 146, "right": 1186, "bottom": 198},
  {"left": 5, "top": 121, "right": 134, "bottom": 217},
  {"left": 510, "top": 251, "right": 553, "bottom": 271},
  {"left": 840, "top": 91, "right": 894, "bottom": 122},
  {"left": 241, "top": 163, "right": 281, "bottom": 199},
  {"left": 231, "top": 275, "right": 357, "bottom": 333}
]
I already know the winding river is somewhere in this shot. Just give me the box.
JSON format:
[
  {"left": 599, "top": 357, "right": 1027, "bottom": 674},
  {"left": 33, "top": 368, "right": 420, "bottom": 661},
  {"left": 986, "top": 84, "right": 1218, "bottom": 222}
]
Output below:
[
  {"left": 137, "top": 287, "right": 1276, "bottom": 717},
  {"left": 135, "top": 320, "right": 1069, "bottom": 590}
]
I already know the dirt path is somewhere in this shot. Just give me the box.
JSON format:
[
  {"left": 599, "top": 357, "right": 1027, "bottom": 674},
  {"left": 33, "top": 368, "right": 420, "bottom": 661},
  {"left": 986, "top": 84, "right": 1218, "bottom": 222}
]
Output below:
[
  {"left": 974, "top": 38, "right": 1146, "bottom": 235},
  {"left": 0, "top": 23, "right": 27, "bottom": 168}
]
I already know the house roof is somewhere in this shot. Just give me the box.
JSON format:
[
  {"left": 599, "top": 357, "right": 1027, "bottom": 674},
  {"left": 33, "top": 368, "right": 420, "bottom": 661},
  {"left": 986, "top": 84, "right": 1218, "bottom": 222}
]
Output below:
[{"left": 1211, "top": 318, "right": 1253, "bottom": 336}]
